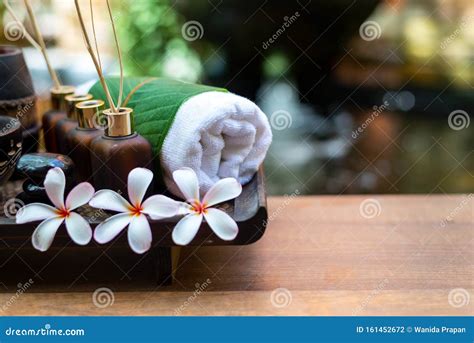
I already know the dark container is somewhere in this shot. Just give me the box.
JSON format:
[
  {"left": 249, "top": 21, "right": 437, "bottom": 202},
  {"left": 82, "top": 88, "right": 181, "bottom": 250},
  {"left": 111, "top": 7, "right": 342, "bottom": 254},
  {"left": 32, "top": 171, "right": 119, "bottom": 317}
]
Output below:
[
  {"left": 41, "top": 85, "right": 75, "bottom": 153},
  {"left": 90, "top": 107, "right": 152, "bottom": 195},
  {"left": 67, "top": 99, "right": 104, "bottom": 181},
  {"left": 0, "top": 46, "right": 38, "bottom": 153},
  {"left": 55, "top": 93, "right": 92, "bottom": 155}
]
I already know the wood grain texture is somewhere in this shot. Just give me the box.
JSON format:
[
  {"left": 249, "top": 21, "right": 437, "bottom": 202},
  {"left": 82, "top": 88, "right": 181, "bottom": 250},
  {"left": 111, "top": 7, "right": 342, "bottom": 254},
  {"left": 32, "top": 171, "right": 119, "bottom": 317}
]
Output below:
[{"left": 0, "top": 195, "right": 472, "bottom": 316}]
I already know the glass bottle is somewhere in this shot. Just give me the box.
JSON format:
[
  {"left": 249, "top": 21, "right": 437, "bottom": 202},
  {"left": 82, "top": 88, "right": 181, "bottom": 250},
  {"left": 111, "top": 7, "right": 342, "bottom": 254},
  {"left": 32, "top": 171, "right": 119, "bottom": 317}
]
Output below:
[
  {"left": 42, "top": 86, "right": 75, "bottom": 152},
  {"left": 90, "top": 107, "right": 153, "bottom": 195},
  {"left": 66, "top": 99, "right": 104, "bottom": 182},
  {"left": 55, "top": 93, "right": 93, "bottom": 155}
]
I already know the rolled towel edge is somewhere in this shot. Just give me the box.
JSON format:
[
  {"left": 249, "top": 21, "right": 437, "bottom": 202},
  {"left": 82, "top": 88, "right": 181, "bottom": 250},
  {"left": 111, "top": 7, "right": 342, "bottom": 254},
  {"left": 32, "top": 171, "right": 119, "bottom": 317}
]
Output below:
[{"left": 161, "top": 91, "right": 272, "bottom": 198}]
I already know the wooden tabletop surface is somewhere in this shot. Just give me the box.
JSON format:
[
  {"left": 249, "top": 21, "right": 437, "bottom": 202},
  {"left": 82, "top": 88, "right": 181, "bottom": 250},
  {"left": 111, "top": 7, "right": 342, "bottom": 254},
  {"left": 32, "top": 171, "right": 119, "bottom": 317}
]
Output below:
[{"left": 0, "top": 195, "right": 472, "bottom": 316}]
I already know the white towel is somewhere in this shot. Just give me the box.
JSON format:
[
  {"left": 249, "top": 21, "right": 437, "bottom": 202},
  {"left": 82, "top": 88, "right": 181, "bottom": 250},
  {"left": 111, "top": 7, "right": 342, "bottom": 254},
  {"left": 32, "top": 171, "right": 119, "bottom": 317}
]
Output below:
[{"left": 161, "top": 91, "right": 272, "bottom": 196}]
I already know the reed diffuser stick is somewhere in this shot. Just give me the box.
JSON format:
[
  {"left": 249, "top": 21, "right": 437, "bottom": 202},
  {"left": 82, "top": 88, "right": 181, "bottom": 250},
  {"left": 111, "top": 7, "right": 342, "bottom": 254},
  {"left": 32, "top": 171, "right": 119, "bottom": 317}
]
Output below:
[
  {"left": 3, "top": 0, "right": 61, "bottom": 89},
  {"left": 3, "top": 0, "right": 39, "bottom": 50},
  {"left": 74, "top": 0, "right": 117, "bottom": 113},
  {"left": 74, "top": 0, "right": 124, "bottom": 114},
  {"left": 106, "top": 0, "right": 124, "bottom": 109},
  {"left": 23, "top": 0, "right": 61, "bottom": 89},
  {"left": 90, "top": 0, "right": 103, "bottom": 73}
]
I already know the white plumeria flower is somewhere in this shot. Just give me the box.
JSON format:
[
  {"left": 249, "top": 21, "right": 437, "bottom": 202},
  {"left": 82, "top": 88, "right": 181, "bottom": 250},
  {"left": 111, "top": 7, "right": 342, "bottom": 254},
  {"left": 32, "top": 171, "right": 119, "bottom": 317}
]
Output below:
[
  {"left": 166, "top": 168, "right": 242, "bottom": 245},
  {"left": 16, "top": 167, "right": 95, "bottom": 252},
  {"left": 89, "top": 167, "right": 180, "bottom": 254}
]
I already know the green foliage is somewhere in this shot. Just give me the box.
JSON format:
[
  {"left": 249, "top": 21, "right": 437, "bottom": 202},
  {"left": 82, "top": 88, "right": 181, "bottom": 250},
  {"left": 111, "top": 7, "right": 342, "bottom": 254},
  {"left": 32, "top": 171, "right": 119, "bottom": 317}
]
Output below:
[{"left": 116, "top": 0, "right": 202, "bottom": 82}]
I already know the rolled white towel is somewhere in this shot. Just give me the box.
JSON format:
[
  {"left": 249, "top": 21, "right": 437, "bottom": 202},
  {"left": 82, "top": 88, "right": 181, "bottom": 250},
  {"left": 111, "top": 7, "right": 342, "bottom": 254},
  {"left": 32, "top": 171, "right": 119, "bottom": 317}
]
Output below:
[{"left": 161, "top": 91, "right": 272, "bottom": 196}]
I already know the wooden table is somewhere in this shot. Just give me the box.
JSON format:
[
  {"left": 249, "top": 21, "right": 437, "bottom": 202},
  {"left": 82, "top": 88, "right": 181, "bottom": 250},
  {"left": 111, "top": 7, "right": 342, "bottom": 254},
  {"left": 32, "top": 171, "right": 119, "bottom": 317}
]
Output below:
[{"left": 0, "top": 195, "right": 472, "bottom": 316}]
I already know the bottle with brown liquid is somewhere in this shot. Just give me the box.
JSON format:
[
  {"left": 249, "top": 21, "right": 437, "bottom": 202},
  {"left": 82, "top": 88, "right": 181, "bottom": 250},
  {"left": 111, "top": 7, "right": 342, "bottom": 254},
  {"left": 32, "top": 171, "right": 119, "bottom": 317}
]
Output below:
[
  {"left": 66, "top": 99, "right": 104, "bottom": 182},
  {"left": 55, "top": 93, "right": 93, "bottom": 155},
  {"left": 90, "top": 107, "right": 152, "bottom": 195},
  {"left": 42, "top": 86, "right": 75, "bottom": 152}
]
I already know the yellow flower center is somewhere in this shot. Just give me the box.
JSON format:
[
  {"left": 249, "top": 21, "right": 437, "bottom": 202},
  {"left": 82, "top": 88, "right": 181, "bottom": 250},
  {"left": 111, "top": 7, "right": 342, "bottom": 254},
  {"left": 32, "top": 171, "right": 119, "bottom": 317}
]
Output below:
[
  {"left": 56, "top": 208, "right": 70, "bottom": 218},
  {"left": 192, "top": 201, "right": 207, "bottom": 215},
  {"left": 129, "top": 204, "right": 143, "bottom": 216}
]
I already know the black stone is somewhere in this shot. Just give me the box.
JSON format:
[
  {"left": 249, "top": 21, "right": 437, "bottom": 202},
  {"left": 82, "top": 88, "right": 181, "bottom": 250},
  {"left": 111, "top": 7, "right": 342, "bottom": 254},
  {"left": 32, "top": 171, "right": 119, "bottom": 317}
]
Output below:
[
  {"left": 22, "top": 180, "right": 45, "bottom": 196},
  {"left": 15, "top": 153, "right": 74, "bottom": 181},
  {"left": 22, "top": 177, "right": 74, "bottom": 203},
  {"left": 16, "top": 191, "right": 52, "bottom": 206}
]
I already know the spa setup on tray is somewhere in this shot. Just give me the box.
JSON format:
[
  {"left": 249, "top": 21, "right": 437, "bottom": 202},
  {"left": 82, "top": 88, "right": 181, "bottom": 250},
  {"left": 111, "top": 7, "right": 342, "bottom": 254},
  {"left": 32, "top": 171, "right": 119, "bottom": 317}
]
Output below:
[{"left": 0, "top": 0, "right": 272, "bottom": 277}]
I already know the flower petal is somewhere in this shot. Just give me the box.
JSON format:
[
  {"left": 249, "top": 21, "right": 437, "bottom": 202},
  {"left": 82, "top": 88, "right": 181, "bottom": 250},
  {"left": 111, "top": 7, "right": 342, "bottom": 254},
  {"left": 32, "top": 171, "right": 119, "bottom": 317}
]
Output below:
[
  {"left": 172, "top": 213, "right": 203, "bottom": 246},
  {"left": 128, "top": 168, "right": 153, "bottom": 207},
  {"left": 16, "top": 203, "right": 57, "bottom": 224},
  {"left": 128, "top": 214, "right": 152, "bottom": 254},
  {"left": 31, "top": 217, "right": 64, "bottom": 252},
  {"left": 89, "top": 189, "right": 131, "bottom": 213},
  {"left": 65, "top": 182, "right": 95, "bottom": 210},
  {"left": 65, "top": 212, "right": 92, "bottom": 245},
  {"left": 178, "top": 202, "right": 195, "bottom": 215},
  {"left": 44, "top": 167, "right": 66, "bottom": 209},
  {"left": 172, "top": 167, "right": 200, "bottom": 203},
  {"left": 204, "top": 208, "right": 238, "bottom": 241},
  {"left": 142, "top": 195, "right": 181, "bottom": 220},
  {"left": 202, "top": 178, "right": 242, "bottom": 207},
  {"left": 94, "top": 212, "right": 131, "bottom": 244}
]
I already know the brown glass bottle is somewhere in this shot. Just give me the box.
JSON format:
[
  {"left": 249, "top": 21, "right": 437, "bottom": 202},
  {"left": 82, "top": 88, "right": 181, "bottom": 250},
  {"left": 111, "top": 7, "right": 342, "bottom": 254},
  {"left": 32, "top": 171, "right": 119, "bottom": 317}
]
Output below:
[
  {"left": 90, "top": 107, "right": 153, "bottom": 195},
  {"left": 66, "top": 99, "right": 104, "bottom": 182},
  {"left": 42, "top": 86, "right": 75, "bottom": 152},
  {"left": 55, "top": 94, "right": 93, "bottom": 155}
]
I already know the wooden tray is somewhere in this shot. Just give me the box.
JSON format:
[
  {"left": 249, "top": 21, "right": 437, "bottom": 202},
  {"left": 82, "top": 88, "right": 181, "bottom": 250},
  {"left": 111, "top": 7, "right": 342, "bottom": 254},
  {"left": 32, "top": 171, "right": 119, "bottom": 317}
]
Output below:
[{"left": 0, "top": 168, "right": 268, "bottom": 287}]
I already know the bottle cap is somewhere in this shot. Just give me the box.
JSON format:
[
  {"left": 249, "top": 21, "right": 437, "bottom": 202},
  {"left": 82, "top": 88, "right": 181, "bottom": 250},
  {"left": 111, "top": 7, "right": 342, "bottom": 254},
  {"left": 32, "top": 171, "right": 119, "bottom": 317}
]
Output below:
[
  {"left": 50, "top": 86, "right": 76, "bottom": 112},
  {"left": 103, "top": 107, "right": 134, "bottom": 137},
  {"left": 65, "top": 94, "right": 93, "bottom": 120},
  {"left": 75, "top": 99, "right": 105, "bottom": 130}
]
